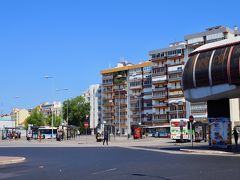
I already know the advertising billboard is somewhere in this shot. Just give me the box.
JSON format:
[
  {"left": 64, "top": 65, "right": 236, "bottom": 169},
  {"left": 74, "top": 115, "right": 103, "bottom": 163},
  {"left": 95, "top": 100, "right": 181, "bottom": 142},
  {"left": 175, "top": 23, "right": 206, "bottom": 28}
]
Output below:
[{"left": 208, "top": 117, "right": 231, "bottom": 149}]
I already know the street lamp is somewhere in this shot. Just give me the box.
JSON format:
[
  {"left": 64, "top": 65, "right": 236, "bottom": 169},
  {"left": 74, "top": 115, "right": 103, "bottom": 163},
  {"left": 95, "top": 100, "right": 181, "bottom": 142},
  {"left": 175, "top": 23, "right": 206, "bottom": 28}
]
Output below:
[
  {"left": 44, "top": 75, "right": 54, "bottom": 140},
  {"left": 56, "top": 88, "right": 69, "bottom": 127}
]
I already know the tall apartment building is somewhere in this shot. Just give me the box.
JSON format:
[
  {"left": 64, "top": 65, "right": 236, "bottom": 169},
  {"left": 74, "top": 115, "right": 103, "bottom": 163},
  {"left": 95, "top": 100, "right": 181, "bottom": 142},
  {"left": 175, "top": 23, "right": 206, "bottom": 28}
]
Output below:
[
  {"left": 184, "top": 25, "right": 240, "bottom": 122},
  {"left": 101, "top": 61, "right": 152, "bottom": 136},
  {"left": 128, "top": 63, "right": 152, "bottom": 127},
  {"left": 149, "top": 42, "right": 186, "bottom": 133},
  {"left": 82, "top": 84, "right": 101, "bottom": 134}
]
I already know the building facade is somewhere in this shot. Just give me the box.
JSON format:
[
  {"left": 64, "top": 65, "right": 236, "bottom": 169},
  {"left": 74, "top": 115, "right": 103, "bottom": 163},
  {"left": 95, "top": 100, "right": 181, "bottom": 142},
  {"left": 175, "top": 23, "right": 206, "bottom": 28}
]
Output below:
[
  {"left": 0, "top": 115, "right": 14, "bottom": 129},
  {"left": 149, "top": 42, "right": 186, "bottom": 133},
  {"left": 82, "top": 84, "right": 101, "bottom": 134},
  {"left": 11, "top": 108, "right": 30, "bottom": 127},
  {"left": 39, "top": 102, "right": 62, "bottom": 117},
  {"left": 101, "top": 61, "right": 152, "bottom": 136}
]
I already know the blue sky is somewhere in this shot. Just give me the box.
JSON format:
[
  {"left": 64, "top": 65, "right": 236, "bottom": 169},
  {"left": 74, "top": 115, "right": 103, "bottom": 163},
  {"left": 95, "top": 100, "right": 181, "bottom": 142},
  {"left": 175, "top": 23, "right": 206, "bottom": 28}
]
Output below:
[{"left": 0, "top": 0, "right": 239, "bottom": 113}]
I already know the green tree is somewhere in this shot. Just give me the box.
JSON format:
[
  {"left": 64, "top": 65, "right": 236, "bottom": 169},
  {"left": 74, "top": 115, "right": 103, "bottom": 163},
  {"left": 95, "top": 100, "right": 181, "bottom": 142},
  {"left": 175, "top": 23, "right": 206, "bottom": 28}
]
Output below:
[
  {"left": 25, "top": 107, "right": 46, "bottom": 128},
  {"left": 45, "top": 114, "right": 61, "bottom": 127},
  {"left": 62, "top": 96, "right": 90, "bottom": 131}
]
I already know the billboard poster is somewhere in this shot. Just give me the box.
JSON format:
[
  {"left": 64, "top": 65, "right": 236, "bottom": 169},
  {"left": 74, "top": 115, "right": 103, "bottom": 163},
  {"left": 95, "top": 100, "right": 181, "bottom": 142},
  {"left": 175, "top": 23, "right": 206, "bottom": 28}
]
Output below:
[
  {"left": 208, "top": 117, "right": 231, "bottom": 149},
  {"left": 133, "top": 127, "right": 141, "bottom": 139}
]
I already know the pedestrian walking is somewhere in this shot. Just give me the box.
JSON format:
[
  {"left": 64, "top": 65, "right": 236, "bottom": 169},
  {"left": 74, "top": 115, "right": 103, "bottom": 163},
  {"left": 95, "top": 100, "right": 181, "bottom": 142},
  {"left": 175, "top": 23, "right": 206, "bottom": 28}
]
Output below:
[
  {"left": 103, "top": 130, "right": 109, "bottom": 145},
  {"left": 233, "top": 128, "right": 239, "bottom": 150}
]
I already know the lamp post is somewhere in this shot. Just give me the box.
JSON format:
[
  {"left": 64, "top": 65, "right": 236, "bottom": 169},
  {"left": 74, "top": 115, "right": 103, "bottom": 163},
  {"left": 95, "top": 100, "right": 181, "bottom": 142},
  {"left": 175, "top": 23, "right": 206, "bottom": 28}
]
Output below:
[
  {"left": 44, "top": 75, "right": 54, "bottom": 140},
  {"left": 56, "top": 88, "right": 69, "bottom": 127}
]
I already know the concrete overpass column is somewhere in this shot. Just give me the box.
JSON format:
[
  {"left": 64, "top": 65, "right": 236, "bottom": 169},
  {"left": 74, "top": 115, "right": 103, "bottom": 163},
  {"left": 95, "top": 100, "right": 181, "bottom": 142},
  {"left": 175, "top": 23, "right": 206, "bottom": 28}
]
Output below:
[{"left": 230, "top": 98, "right": 240, "bottom": 128}]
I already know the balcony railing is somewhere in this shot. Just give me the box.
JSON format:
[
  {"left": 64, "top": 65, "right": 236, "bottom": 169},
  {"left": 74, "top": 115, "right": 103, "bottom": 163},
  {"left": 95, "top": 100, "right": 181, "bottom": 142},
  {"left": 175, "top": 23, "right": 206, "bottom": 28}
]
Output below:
[
  {"left": 152, "top": 94, "right": 167, "bottom": 99},
  {"left": 102, "top": 81, "right": 113, "bottom": 86},
  {"left": 152, "top": 103, "right": 168, "bottom": 108},
  {"left": 152, "top": 114, "right": 168, "bottom": 121},
  {"left": 129, "top": 85, "right": 142, "bottom": 89},
  {"left": 102, "top": 75, "right": 113, "bottom": 80},
  {"left": 168, "top": 76, "right": 182, "bottom": 82},
  {"left": 168, "top": 86, "right": 182, "bottom": 90},
  {"left": 168, "top": 93, "right": 184, "bottom": 98},
  {"left": 152, "top": 79, "right": 167, "bottom": 84},
  {"left": 152, "top": 87, "right": 167, "bottom": 92}
]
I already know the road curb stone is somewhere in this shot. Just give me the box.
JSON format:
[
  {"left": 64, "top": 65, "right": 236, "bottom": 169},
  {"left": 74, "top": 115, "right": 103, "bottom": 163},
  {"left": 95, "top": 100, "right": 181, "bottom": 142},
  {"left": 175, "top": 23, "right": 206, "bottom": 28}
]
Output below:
[{"left": 0, "top": 156, "right": 26, "bottom": 166}]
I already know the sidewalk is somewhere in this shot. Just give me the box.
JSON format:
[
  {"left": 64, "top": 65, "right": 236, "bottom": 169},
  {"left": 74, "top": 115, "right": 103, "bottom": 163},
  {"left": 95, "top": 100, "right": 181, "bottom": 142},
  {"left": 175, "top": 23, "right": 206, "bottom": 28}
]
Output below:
[
  {"left": 0, "top": 156, "right": 26, "bottom": 166},
  {"left": 1, "top": 135, "right": 240, "bottom": 157}
]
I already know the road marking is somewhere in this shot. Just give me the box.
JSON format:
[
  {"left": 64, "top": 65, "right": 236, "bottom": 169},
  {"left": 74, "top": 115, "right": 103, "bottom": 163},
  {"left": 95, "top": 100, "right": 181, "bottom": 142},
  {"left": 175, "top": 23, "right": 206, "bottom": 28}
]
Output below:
[{"left": 92, "top": 168, "right": 117, "bottom": 175}]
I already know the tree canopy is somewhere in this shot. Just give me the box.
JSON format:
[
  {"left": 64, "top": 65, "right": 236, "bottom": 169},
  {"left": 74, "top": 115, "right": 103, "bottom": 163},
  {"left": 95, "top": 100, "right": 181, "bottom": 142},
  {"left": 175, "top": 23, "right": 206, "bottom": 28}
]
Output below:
[
  {"left": 25, "top": 107, "right": 61, "bottom": 128},
  {"left": 25, "top": 107, "right": 45, "bottom": 127},
  {"left": 62, "top": 96, "right": 90, "bottom": 131}
]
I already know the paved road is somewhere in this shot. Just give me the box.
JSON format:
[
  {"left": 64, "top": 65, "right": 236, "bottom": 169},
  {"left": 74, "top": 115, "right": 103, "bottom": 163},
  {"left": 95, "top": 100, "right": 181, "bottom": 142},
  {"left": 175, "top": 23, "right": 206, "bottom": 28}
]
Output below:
[{"left": 0, "top": 147, "right": 240, "bottom": 180}]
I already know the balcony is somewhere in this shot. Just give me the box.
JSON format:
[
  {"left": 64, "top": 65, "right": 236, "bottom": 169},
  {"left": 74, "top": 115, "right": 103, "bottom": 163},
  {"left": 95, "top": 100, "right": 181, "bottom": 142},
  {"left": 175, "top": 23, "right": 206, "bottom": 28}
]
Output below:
[
  {"left": 152, "top": 71, "right": 167, "bottom": 77},
  {"left": 191, "top": 109, "right": 207, "bottom": 113},
  {"left": 102, "top": 89, "right": 113, "bottom": 94},
  {"left": 168, "top": 86, "right": 182, "bottom": 91},
  {"left": 114, "top": 116, "right": 127, "bottom": 121},
  {"left": 151, "top": 56, "right": 167, "bottom": 62},
  {"left": 102, "top": 81, "right": 113, "bottom": 86},
  {"left": 103, "top": 109, "right": 114, "bottom": 113},
  {"left": 131, "top": 107, "right": 141, "bottom": 111},
  {"left": 168, "top": 109, "right": 186, "bottom": 115},
  {"left": 167, "top": 54, "right": 184, "bottom": 60},
  {"left": 152, "top": 87, "right": 167, "bottom": 92},
  {"left": 129, "top": 85, "right": 143, "bottom": 89},
  {"left": 152, "top": 94, "right": 167, "bottom": 100},
  {"left": 168, "top": 76, "right": 182, "bottom": 82},
  {"left": 152, "top": 102, "right": 168, "bottom": 108},
  {"left": 152, "top": 114, "right": 168, "bottom": 121},
  {"left": 152, "top": 79, "right": 167, "bottom": 85},
  {"left": 102, "top": 102, "right": 114, "bottom": 107},
  {"left": 102, "top": 74, "right": 113, "bottom": 80},
  {"left": 103, "top": 115, "right": 114, "bottom": 119},
  {"left": 168, "top": 68, "right": 183, "bottom": 74},
  {"left": 168, "top": 93, "right": 184, "bottom": 98},
  {"left": 113, "top": 86, "right": 127, "bottom": 91}
]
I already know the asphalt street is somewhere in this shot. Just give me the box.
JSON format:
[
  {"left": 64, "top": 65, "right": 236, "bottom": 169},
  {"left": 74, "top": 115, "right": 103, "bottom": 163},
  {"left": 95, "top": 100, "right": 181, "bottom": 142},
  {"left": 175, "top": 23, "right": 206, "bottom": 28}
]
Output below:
[{"left": 0, "top": 147, "right": 240, "bottom": 180}]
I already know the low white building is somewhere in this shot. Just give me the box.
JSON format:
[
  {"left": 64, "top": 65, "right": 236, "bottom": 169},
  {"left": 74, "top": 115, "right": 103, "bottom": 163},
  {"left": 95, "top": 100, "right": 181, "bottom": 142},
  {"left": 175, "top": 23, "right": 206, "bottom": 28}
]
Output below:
[{"left": 0, "top": 115, "right": 14, "bottom": 130}]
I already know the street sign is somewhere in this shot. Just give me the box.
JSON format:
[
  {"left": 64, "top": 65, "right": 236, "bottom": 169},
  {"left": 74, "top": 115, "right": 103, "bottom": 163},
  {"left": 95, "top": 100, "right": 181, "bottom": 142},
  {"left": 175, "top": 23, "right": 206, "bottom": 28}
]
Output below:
[
  {"left": 84, "top": 121, "right": 89, "bottom": 129},
  {"left": 189, "top": 115, "right": 194, "bottom": 123}
]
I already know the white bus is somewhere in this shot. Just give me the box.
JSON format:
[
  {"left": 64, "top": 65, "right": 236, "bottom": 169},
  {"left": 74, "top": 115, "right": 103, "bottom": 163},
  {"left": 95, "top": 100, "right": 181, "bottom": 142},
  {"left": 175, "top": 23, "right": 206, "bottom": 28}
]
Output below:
[
  {"left": 38, "top": 126, "right": 57, "bottom": 139},
  {"left": 170, "top": 119, "right": 192, "bottom": 142}
]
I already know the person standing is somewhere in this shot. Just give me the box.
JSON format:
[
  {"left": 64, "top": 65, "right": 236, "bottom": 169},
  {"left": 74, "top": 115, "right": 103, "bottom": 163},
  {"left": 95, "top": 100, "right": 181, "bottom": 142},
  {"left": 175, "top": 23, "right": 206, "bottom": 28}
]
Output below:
[
  {"left": 233, "top": 128, "right": 239, "bottom": 150},
  {"left": 103, "top": 130, "right": 109, "bottom": 145}
]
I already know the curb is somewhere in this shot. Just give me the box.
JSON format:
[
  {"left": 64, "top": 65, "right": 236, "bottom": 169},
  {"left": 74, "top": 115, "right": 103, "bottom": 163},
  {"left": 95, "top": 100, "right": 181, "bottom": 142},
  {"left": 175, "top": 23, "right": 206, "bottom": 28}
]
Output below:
[
  {"left": 0, "top": 156, "right": 26, "bottom": 166},
  {"left": 180, "top": 149, "right": 234, "bottom": 155}
]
